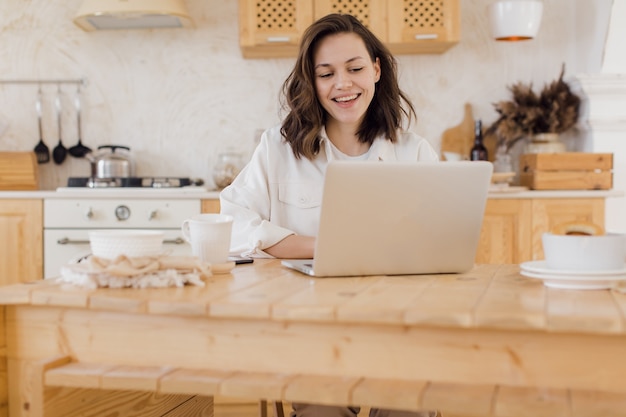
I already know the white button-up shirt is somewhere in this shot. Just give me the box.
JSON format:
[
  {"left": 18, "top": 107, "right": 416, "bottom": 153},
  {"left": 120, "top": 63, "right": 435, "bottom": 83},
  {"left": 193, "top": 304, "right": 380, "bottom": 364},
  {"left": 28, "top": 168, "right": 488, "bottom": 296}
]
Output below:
[{"left": 220, "top": 125, "right": 439, "bottom": 257}]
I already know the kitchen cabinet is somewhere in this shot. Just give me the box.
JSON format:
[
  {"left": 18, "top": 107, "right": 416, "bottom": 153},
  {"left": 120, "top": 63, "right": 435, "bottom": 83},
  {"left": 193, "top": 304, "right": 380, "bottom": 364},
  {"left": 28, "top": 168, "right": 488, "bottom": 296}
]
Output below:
[
  {"left": 201, "top": 199, "right": 221, "bottom": 213},
  {"left": 238, "top": 0, "right": 460, "bottom": 58},
  {"left": 238, "top": 0, "right": 314, "bottom": 58},
  {"left": 476, "top": 197, "right": 606, "bottom": 264},
  {"left": 314, "top": 0, "right": 387, "bottom": 40},
  {"left": 315, "top": 0, "right": 462, "bottom": 54},
  {"left": 0, "top": 306, "right": 5, "bottom": 417},
  {"left": 203, "top": 195, "right": 606, "bottom": 265},
  {"left": 383, "top": 0, "right": 460, "bottom": 54},
  {"left": 0, "top": 199, "right": 43, "bottom": 285}
]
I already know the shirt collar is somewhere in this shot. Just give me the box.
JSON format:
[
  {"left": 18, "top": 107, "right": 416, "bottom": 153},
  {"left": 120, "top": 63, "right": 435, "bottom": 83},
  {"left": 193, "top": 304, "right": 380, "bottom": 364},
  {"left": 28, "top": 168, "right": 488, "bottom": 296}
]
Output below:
[{"left": 319, "top": 126, "right": 397, "bottom": 162}]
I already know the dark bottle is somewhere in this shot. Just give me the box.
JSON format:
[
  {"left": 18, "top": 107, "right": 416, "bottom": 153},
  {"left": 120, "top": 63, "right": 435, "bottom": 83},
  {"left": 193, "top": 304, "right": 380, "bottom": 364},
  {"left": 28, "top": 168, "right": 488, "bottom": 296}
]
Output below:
[{"left": 470, "top": 119, "right": 488, "bottom": 161}]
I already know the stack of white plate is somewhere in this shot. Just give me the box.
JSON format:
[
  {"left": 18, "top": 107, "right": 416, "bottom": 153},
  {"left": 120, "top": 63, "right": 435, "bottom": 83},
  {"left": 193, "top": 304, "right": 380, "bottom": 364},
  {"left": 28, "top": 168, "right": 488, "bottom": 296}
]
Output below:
[{"left": 520, "top": 260, "right": 626, "bottom": 290}]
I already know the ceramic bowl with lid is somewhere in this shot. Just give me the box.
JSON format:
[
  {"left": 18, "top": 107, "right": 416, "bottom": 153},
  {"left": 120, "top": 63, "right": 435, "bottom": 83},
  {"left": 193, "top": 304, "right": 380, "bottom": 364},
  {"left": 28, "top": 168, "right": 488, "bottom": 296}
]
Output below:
[{"left": 542, "top": 232, "right": 626, "bottom": 271}]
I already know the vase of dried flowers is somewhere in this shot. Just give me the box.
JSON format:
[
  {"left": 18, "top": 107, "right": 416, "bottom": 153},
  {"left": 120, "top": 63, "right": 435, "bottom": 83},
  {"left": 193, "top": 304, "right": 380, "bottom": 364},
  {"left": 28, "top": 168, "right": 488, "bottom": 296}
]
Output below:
[
  {"left": 524, "top": 132, "right": 566, "bottom": 154},
  {"left": 485, "top": 64, "right": 581, "bottom": 156}
]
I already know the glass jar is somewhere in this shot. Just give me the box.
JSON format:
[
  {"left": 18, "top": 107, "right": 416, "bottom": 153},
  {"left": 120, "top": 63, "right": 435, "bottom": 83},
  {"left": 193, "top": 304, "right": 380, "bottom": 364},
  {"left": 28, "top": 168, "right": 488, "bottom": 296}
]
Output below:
[
  {"left": 212, "top": 151, "right": 245, "bottom": 189},
  {"left": 493, "top": 147, "right": 513, "bottom": 173}
]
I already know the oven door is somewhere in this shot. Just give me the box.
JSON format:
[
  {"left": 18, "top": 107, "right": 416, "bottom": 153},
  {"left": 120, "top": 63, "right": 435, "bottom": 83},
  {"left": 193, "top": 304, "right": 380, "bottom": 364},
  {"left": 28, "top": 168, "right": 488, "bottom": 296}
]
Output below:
[{"left": 44, "top": 229, "right": 191, "bottom": 279}]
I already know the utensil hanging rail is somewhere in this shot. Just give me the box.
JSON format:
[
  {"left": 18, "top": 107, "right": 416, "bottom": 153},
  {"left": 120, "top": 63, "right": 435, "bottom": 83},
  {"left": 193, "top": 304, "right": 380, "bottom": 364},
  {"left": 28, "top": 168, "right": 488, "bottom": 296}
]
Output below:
[{"left": 0, "top": 78, "right": 87, "bottom": 86}]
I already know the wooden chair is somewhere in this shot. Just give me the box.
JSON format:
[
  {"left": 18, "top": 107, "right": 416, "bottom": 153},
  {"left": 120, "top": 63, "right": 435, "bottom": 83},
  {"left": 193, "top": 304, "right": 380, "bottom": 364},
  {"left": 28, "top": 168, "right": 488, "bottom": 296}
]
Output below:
[{"left": 259, "top": 400, "right": 285, "bottom": 417}]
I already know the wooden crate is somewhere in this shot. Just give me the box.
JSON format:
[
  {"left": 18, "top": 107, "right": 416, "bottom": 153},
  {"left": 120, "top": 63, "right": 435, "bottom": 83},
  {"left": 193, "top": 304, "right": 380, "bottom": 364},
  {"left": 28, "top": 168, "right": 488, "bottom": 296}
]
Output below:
[{"left": 519, "top": 152, "right": 613, "bottom": 190}]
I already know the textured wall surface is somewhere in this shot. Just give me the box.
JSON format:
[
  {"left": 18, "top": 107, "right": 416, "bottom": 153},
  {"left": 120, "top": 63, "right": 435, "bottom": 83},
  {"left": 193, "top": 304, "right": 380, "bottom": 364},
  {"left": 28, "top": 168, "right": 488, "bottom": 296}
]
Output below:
[{"left": 0, "top": 0, "right": 612, "bottom": 189}]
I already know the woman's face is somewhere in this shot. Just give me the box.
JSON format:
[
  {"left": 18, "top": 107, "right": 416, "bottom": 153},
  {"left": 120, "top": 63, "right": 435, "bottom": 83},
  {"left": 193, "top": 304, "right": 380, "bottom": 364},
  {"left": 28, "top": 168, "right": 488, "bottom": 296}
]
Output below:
[{"left": 313, "top": 32, "right": 381, "bottom": 130}]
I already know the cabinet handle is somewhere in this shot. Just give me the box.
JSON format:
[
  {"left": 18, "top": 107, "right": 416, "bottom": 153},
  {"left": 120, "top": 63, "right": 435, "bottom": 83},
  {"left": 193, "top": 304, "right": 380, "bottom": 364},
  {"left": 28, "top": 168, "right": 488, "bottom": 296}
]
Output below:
[
  {"left": 266, "top": 36, "right": 290, "bottom": 43},
  {"left": 414, "top": 34, "right": 438, "bottom": 40},
  {"left": 164, "top": 237, "right": 185, "bottom": 245},
  {"left": 57, "top": 237, "right": 185, "bottom": 245},
  {"left": 57, "top": 237, "right": 90, "bottom": 245}
]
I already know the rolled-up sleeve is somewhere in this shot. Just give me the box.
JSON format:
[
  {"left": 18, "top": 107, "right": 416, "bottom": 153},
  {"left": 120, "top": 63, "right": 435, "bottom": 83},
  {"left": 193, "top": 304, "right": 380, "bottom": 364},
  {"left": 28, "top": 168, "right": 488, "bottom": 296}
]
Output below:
[
  {"left": 220, "top": 133, "right": 296, "bottom": 257},
  {"left": 415, "top": 137, "right": 440, "bottom": 161}
]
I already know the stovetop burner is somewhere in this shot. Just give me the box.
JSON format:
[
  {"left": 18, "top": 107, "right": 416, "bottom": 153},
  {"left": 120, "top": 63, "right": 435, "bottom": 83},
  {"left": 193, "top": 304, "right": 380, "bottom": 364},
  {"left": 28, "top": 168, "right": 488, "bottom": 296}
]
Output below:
[{"left": 67, "top": 177, "right": 193, "bottom": 188}]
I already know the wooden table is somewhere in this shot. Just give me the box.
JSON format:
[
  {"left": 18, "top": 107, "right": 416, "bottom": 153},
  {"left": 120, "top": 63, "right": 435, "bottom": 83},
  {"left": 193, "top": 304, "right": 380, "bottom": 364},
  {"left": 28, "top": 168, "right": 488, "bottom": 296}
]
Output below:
[{"left": 2, "top": 260, "right": 626, "bottom": 417}]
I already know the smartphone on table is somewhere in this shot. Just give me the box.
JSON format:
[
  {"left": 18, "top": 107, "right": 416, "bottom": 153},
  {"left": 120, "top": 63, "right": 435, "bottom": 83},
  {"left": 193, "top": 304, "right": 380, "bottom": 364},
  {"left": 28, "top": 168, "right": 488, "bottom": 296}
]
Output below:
[{"left": 228, "top": 256, "right": 254, "bottom": 265}]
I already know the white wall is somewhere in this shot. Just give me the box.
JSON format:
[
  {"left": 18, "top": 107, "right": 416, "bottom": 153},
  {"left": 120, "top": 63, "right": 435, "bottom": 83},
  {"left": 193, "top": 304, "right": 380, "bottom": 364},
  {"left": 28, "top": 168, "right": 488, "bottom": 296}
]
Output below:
[
  {"left": 577, "top": 0, "right": 626, "bottom": 233},
  {"left": 0, "top": 0, "right": 613, "bottom": 189}
]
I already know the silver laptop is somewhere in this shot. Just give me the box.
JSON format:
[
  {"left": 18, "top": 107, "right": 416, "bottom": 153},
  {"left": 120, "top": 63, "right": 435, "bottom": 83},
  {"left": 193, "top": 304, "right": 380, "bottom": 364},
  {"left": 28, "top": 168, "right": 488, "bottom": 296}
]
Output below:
[{"left": 281, "top": 160, "right": 493, "bottom": 277}]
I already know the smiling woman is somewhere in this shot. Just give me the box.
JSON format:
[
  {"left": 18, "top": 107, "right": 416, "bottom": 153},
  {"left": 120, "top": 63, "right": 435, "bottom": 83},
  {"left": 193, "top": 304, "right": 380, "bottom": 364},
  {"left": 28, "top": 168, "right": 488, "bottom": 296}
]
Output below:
[
  {"left": 220, "top": 13, "right": 438, "bottom": 261},
  {"left": 218, "top": 13, "right": 439, "bottom": 416}
]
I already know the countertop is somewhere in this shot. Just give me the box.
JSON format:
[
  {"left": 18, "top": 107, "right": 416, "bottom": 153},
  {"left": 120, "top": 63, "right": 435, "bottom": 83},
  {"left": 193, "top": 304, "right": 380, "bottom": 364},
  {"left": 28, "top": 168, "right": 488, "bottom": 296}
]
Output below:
[
  {"left": 485, "top": 187, "right": 623, "bottom": 199},
  {"left": 0, "top": 187, "right": 622, "bottom": 200},
  {"left": 0, "top": 186, "right": 221, "bottom": 199}
]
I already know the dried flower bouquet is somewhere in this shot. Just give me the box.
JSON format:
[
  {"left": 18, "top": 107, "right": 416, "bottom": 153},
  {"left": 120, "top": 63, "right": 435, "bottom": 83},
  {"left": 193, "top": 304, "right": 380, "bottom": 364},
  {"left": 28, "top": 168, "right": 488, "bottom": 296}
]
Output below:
[{"left": 486, "top": 64, "right": 581, "bottom": 152}]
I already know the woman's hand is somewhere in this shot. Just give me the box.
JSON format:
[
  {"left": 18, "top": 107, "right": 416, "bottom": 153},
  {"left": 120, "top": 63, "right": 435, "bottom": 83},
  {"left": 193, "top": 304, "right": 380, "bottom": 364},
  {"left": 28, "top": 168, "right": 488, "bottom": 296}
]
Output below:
[{"left": 265, "top": 235, "right": 315, "bottom": 259}]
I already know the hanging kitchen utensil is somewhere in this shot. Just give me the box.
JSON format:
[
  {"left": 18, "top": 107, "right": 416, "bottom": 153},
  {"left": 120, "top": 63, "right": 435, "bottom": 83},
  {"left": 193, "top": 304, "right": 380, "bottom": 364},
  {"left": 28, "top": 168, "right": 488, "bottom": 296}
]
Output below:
[
  {"left": 68, "top": 88, "right": 91, "bottom": 158},
  {"left": 52, "top": 88, "right": 67, "bottom": 165},
  {"left": 33, "top": 88, "right": 50, "bottom": 164}
]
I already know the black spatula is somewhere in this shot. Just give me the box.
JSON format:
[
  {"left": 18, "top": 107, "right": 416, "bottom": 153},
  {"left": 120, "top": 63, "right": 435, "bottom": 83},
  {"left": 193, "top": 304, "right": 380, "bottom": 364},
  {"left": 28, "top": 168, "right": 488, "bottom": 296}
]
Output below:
[{"left": 33, "top": 90, "right": 50, "bottom": 164}]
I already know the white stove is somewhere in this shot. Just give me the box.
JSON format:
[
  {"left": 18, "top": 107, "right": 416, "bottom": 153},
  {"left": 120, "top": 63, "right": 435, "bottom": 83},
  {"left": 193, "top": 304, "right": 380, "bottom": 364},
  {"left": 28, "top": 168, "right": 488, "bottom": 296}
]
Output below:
[
  {"left": 66, "top": 176, "right": 197, "bottom": 188},
  {"left": 43, "top": 185, "right": 212, "bottom": 278}
]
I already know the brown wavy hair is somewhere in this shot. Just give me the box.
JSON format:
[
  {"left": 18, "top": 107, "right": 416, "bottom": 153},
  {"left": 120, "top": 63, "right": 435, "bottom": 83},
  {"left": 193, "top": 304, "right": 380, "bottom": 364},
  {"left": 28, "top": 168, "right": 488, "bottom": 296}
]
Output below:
[{"left": 280, "top": 13, "right": 416, "bottom": 160}]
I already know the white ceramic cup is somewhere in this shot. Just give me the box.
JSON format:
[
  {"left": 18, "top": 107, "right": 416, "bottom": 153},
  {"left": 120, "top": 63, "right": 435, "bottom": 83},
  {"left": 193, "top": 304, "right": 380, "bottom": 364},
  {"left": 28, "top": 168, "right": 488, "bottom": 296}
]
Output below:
[{"left": 181, "top": 214, "right": 233, "bottom": 264}]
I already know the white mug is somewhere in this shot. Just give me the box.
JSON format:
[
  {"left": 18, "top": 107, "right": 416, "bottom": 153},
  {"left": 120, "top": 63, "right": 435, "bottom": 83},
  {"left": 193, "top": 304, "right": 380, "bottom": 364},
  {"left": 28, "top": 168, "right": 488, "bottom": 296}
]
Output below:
[{"left": 181, "top": 214, "right": 233, "bottom": 264}]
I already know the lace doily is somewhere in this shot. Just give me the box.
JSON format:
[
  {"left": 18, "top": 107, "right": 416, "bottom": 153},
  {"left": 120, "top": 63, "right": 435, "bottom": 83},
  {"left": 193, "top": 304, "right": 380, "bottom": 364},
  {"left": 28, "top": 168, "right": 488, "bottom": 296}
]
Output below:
[{"left": 58, "top": 255, "right": 212, "bottom": 289}]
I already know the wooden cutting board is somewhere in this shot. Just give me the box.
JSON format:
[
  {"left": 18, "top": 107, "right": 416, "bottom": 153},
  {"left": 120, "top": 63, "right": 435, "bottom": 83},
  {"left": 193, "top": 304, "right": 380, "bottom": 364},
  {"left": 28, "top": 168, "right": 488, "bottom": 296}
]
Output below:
[
  {"left": 0, "top": 152, "right": 39, "bottom": 190},
  {"left": 440, "top": 103, "right": 474, "bottom": 160}
]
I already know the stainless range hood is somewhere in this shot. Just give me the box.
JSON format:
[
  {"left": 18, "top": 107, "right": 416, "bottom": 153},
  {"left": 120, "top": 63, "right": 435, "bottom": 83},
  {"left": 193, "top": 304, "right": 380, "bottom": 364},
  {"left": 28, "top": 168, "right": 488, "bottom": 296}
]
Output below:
[{"left": 74, "top": 0, "right": 193, "bottom": 31}]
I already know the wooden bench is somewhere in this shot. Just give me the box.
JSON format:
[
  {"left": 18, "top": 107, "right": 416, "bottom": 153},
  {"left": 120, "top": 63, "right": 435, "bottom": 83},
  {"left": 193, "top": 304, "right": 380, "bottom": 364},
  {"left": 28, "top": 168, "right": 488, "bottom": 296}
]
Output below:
[{"left": 40, "top": 357, "right": 626, "bottom": 417}]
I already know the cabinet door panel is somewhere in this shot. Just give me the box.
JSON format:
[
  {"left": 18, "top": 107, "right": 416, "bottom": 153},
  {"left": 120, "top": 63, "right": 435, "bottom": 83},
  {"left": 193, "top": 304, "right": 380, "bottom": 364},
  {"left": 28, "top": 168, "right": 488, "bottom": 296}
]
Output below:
[
  {"left": 239, "top": 0, "right": 314, "bottom": 58},
  {"left": 0, "top": 200, "right": 43, "bottom": 284},
  {"left": 201, "top": 199, "right": 221, "bottom": 214},
  {"left": 314, "top": 0, "right": 387, "bottom": 40},
  {"left": 530, "top": 199, "right": 605, "bottom": 260},
  {"left": 386, "top": 0, "right": 460, "bottom": 54},
  {"left": 476, "top": 200, "right": 531, "bottom": 264}
]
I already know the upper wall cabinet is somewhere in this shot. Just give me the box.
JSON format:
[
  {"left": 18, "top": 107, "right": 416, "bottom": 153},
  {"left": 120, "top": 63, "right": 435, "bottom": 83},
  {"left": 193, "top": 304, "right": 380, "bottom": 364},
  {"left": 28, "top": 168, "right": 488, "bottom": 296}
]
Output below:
[
  {"left": 238, "top": 0, "right": 460, "bottom": 59},
  {"left": 385, "top": 0, "right": 460, "bottom": 54},
  {"left": 238, "top": 0, "right": 314, "bottom": 58},
  {"left": 313, "top": 0, "right": 388, "bottom": 42}
]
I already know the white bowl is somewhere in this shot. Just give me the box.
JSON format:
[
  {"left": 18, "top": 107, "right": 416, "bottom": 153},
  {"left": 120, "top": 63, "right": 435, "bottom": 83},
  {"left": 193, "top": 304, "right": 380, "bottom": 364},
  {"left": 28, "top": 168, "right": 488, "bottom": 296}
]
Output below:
[
  {"left": 89, "top": 230, "right": 164, "bottom": 259},
  {"left": 443, "top": 152, "right": 462, "bottom": 161},
  {"left": 542, "top": 232, "right": 626, "bottom": 271}
]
